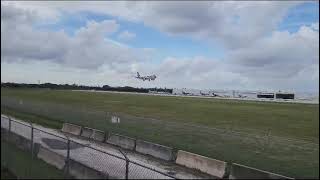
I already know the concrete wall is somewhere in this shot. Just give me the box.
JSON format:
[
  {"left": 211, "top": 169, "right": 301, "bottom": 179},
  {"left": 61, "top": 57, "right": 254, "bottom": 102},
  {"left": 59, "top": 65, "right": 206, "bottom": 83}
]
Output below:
[
  {"left": 3, "top": 126, "right": 107, "bottom": 179},
  {"left": 1, "top": 128, "right": 31, "bottom": 152},
  {"left": 68, "top": 159, "right": 108, "bottom": 179},
  {"left": 80, "top": 127, "right": 93, "bottom": 138},
  {"left": 80, "top": 127, "right": 105, "bottom": 142},
  {"left": 229, "top": 163, "right": 294, "bottom": 179},
  {"left": 1, "top": 128, "right": 40, "bottom": 155},
  {"left": 62, "top": 123, "right": 82, "bottom": 136},
  {"left": 90, "top": 129, "right": 105, "bottom": 142},
  {"left": 37, "top": 146, "right": 66, "bottom": 170},
  {"left": 135, "top": 140, "right": 174, "bottom": 161},
  {"left": 175, "top": 150, "right": 226, "bottom": 178},
  {"left": 37, "top": 144, "right": 109, "bottom": 179},
  {"left": 106, "top": 133, "right": 136, "bottom": 150}
]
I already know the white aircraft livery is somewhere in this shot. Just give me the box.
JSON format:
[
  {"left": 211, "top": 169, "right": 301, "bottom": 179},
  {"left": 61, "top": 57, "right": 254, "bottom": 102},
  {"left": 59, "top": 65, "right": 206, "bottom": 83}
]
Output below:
[{"left": 135, "top": 72, "right": 157, "bottom": 81}]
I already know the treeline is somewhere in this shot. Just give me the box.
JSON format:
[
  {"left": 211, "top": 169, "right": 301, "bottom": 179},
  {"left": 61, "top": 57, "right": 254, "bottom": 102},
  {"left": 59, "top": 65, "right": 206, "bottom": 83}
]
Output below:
[{"left": 1, "top": 82, "right": 173, "bottom": 94}]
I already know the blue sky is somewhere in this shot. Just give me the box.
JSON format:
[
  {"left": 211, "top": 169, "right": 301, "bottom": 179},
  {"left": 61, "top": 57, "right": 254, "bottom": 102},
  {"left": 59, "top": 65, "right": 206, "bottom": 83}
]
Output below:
[
  {"left": 35, "top": 10, "right": 226, "bottom": 62},
  {"left": 1, "top": 1, "right": 319, "bottom": 92},
  {"left": 34, "top": 1, "right": 318, "bottom": 63},
  {"left": 278, "top": 2, "right": 319, "bottom": 32}
]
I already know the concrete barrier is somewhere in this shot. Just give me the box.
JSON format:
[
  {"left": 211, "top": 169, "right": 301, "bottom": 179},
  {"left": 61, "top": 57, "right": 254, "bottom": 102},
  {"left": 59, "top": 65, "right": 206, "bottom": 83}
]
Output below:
[
  {"left": 1, "top": 128, "right": 41, "bottom": 155},
  {"left": 62, "top": 123, "right": 82, "bottom": 136},
  {"left": 106, "top": 133, "right": 136, "bottom": 150},
  {"left": 229, "top": 163, "right": 294, "bottom": 179},
  {"left": 68, "top": 159, "right": 108, "bottom": 179},
  {"left": 91, "top": 129, "right": 105, "bottom": 142},
  {"left": 1, "top": 127, "right": 31, "bottom": 152},
  {"left": 81, "top": 127, "right": 94, "bottom": 138},
  {"left": 135, "top": 140, "right": 174, "bottom": 161},
  {"left": 2, "top": 126, "right": 106, "bottom": 179},
  {"left": 175, "top": 150, "right": 226, "bottom": 178},
  {"left": 37, "top": 146, "right": 66, "bottom": 170}
]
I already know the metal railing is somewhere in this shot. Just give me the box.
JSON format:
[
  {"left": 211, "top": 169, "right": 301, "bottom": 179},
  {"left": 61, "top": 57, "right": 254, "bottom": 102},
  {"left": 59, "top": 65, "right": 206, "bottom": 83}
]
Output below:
[{"left": 1, "top": 116, "right": 177, "bottom": 179}]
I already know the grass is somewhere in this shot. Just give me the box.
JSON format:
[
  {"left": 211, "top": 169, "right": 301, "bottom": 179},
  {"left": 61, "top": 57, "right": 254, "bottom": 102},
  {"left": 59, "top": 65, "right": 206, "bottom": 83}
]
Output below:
[
  {"left": 1, "top": 107, "right": 63, "bottom": 129},
  {"left": 1, "top": 140, "right": 65, "bottom": 179},
  {"left": 1, "top": 88, "right": 319, "bottom": 178},
  {"left": 1, "top": 166, "right": 17, "bottom": 179}
]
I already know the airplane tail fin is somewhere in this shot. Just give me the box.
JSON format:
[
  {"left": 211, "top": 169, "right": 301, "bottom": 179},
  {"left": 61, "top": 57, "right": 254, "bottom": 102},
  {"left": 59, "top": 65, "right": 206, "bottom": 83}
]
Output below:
[{"left": 137, "top": 72, "right": 140, "bottom": 77}]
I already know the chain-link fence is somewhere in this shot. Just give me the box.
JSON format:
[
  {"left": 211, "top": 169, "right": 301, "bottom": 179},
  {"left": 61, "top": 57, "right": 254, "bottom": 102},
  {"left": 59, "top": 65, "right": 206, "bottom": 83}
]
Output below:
[
  {"left": 1, "top": 116, "right": 177, "bottom": 179},
  {"left": 1, "top": 96, "right": 319, "bottom": 178}
]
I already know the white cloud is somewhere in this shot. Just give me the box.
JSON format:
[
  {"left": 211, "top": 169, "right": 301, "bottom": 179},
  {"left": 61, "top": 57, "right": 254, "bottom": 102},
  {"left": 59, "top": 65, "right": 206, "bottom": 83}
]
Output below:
[
  {"left": 75, "top": 20, "right": 119, "bottom": 37},
  {"left": 144, "top": 2, "right": 303, "bottom": 49},
  {"left": 227, "top": 24, "right": 319, "bottom": 79},
  {"left": 6, "top": 1, "right": 303, "bottom": 49},
  {"left": 311, "top": 22, "right": 319, "bottom": 31},
  {"left": 1, "top": 3, "right": 151, "bottom": 70},
  {"left": 5, "top": 1, "right": 144, "bottom": 22},
  {"left": 1, "top": 2, "right": 318, "bottom": 92},
  {"left": 141, "top": 23, "right": 319, "bottom": 91},
  {"left": 117, "top": 30, "right": 136, "bottom": 41},
  {"left": 118, "top": 56, "right": 249, "bottom": 89}
]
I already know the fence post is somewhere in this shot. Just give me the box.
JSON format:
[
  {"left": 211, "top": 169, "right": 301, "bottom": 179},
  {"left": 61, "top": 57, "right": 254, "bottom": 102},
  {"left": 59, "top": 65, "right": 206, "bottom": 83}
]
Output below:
[
  {"left": 126, "top": 159, "right": 129, "bottom": 180},
  {"left": 230, "top": 119, "right": 234, "bottom": 132},
  {"left": 8, "top": 116, "right": 11, "bottom": 133},
  {"left": 4, "top": 116, "right": 11, "bottom": 168},
  {"left": 65, "top": 137, "right": 70, "bottom": 178},
  {"left": 31, "top": 124, "right": 34, "bottom": 158},
  {"left": 118, "top": 149, "right": 129, "bottom": 179},
  {"left": 262, "top": 129, "right": 271, "bottom": 151},
  {"left": 266, "top": 129, "right": 271, "bottom": 147},
  {"left": 30, "top": 123, "right": 34, "bottom": 178}
]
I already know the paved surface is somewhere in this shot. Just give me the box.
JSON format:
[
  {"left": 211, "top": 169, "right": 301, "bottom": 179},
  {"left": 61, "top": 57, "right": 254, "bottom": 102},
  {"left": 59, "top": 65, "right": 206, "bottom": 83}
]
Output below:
[{"left": 1, "top": 115, "right": 214, "bottom": 179}]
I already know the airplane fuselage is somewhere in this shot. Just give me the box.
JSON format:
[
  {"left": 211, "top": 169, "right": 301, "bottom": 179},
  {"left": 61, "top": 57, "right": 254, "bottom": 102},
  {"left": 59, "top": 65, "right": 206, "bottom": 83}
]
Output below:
[{"left": 135, "top": 72, "right": 156, "bottom": 81}]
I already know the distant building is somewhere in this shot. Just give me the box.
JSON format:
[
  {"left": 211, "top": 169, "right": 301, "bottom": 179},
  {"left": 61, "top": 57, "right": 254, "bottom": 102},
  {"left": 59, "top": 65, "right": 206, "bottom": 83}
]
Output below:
[
  {"left": 275, "top": 93, "right": 295, "bottom": 99},
  {"left": 257, "top": 93, "right": 274, "bottom": 99},
  {"left": 257, "top": 91, "right": 295, "bottom": 99},
  {"left": 148, "top": 90, "right": 170, "bottom": 94}
]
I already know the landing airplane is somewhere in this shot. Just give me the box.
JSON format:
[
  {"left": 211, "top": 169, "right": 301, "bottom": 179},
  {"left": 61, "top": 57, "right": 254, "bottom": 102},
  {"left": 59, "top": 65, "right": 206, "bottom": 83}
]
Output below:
[{"left": 135, "top": 72, "right": 157, "bottom": 81}]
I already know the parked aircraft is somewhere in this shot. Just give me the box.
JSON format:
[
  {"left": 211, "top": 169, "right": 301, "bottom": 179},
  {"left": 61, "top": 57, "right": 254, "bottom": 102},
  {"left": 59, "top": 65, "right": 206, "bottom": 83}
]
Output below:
[
  {"left": 238, "top": 94, "right": 247, "bottom": 98},
  {"left": 200, "top": 91, "right": 210, "bottom": 96},
  {"left": 209, "top": 91, "right": 219, "bottom": 97},
  {"left": 182, "top": 89, "right": 192, "bottom": 95}
]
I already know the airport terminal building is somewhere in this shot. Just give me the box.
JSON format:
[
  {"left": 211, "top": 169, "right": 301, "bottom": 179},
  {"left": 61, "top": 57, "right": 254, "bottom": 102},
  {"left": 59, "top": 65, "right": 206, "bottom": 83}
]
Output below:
[{"left": 257, "top": 92, "right": 295, "bottom": 99}]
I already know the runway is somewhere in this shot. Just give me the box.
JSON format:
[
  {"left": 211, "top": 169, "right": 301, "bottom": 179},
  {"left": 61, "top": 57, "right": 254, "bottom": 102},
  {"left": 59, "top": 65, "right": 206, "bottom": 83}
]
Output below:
[{"left": 71, "top": 89, "right": 319, "bottom": 105}]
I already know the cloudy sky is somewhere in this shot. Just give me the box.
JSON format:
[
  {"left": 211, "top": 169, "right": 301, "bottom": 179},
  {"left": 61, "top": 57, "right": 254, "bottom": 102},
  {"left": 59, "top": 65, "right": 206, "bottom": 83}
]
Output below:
[{"left": 1, "top": 1, "right": 319, "bottom": 92}]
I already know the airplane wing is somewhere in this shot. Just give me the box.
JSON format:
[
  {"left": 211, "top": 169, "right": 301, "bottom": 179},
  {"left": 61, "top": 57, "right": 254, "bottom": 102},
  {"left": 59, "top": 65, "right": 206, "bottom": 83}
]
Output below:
[{"left": 134, "top": 73, "right": 157, "bottom": 81}]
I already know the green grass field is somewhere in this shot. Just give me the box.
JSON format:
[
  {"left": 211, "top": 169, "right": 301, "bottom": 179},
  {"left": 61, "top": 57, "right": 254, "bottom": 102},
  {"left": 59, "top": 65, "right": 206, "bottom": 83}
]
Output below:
[
  {"left": 1, "top": 140, "right": 65, "bottom": 179},
  {"left": 1, "top": 88, "right": 319, "bottom": 178},
  {"left": 1, "top": 166, "right": 17, "bottom": 179}
]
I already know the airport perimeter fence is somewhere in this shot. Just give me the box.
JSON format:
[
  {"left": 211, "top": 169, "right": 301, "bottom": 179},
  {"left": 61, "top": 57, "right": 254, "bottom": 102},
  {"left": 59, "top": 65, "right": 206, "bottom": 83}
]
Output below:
[
  {"left": 1, "top": 96, "right": 319, "bottom": 178},
  {"left": 0, "top": 116, "right": 177, "bottom": 179}
]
